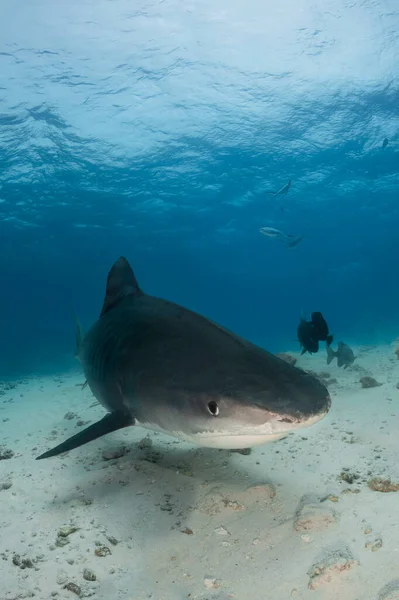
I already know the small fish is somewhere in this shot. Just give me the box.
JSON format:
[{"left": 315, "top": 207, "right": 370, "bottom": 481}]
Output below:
[
  {"left": 297, "top": 312, "right": 333, "bottom": 355},
  {"left": 259, "top": 226, "right": 286, "bottom": 239},
  {"left": 382, "top": 138, "right": 389, "bottom": 148},
  {"left": 326, "top": 342, "right": 355, "bottom": 369},
  {"left": 266, "top": 180, "right": 292, "bottom": 198},
  {"left": 260, "top": 227, "right": 304, "bottom": 248}
]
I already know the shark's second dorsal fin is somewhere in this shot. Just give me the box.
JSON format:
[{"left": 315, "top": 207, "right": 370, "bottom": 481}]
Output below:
[{"left": 100, "top": 256, "right": 143, "bottom": 317}]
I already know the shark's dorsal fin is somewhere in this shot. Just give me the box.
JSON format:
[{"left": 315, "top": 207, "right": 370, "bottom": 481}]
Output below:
[{"left": 100, "top": 256, "right": 143, "bottom": 317}]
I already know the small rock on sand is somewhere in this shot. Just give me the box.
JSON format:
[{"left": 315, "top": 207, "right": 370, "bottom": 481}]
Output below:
[
  {"left": 83, "top": 568, "right": 97, "bottom": 581},
  {"left": 365, "top": 537, "right": 383, "bottom": 552},
  {"left": 102, "top": 447, "right": 128, "bottom": 461},
  {"left": 204, "top": 578, "right": 220, "bottom": 589},
  {"left": 0, "top": 480, "right": 12, "bottom": 491},
  {"left": 0, "top": 447, "right": 14, "bottom": 460},
  {"left": 57, "top": 570, "right": 68, "bottom": 585},
  {"left": 307, "top": 545, "right": 358, "bottom": 590},
  {"left": 368, "top": 478, "right": 399, "bottom": 492},
  {"left": 378, "top": 579, "right": 399, "bottom": 600},
  {"left": 64, "top": 582, "right": 82, "bottom": 597},
  {"left": 295, "top": 495, "right": 338, "bottom": 532},
  {"left": 64, "top": 412, "right": 77, "bottom": 420},
  {"left": 215, "top": 526, "right": 230, "bottom": 536},
  {"left": 95, "top": 546, "right": 111, "bottom": 557},
  {"left": 244, "top": 483, "right": 276, "bottom": 500},
  {"left": 58, "top": 526, "right": 79, "bottom": 538},
  {"left": 360, "top": 376, "right": 382, "bottom": 388},
  {"left": 138, "top": 435, "right": 153, "bottom": 450}
]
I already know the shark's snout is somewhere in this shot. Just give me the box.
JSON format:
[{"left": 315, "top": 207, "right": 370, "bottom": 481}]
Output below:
[
  {"left": 259, "top": 369, "right": 332, "bottom": 426},
  {"left": 275, "top": 393, "right": 331, "bottom": 425},
  {"left": 292, "top": 376, "right": 331, "bottom": 420}
]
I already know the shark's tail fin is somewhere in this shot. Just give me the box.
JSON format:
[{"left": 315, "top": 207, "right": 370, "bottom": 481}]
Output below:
[{"left": 326, "top": 346, "right": 336, "bottom": 365}]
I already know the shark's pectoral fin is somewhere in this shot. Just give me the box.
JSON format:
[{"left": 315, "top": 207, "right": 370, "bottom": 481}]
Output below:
[{"left": 36, "top": 411, "right": 135, "bottom": 460}]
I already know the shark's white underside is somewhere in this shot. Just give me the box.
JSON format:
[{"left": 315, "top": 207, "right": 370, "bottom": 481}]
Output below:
[{"left": 135, "top": 412, "right": 327, "bottom": 449}]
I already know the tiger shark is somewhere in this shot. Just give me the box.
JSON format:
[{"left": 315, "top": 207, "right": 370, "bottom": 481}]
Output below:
[{"left": 36, "top": 257, "right": 331, "bottom": 460}]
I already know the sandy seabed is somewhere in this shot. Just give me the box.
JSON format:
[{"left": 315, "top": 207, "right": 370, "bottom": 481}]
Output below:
[{"left": 1, "top": 343, "right": 399, "bottom": 600}]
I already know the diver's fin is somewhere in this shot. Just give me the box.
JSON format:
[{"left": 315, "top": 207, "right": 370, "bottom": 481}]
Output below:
[
  {"left": 36, "top": 411, "right": 135, "bottom": 460},
  {"left": 100, "top": 257, "right": 143, "bottom": 317}
]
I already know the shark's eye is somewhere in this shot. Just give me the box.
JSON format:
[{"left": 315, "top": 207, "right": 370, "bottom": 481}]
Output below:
[{"left": 207, "top": 401, "right": 219, "bottom": 416}]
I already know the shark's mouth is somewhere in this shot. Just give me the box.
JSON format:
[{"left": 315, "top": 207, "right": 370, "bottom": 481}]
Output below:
[{"left": 186, "top": 411, "right": 328, "bottom": 449}]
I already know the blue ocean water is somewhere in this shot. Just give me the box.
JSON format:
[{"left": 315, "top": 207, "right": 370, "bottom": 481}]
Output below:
[{"left": 0, "top": 0, "right": 398, "bottom": 378}]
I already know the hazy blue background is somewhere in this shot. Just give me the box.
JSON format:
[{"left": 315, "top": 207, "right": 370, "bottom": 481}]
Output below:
[{"left": 0, "top": 0, "right": 398, "bottom": 377}]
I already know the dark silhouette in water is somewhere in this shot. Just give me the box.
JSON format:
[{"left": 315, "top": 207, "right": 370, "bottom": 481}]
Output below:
[{"left": 297, "top": 312, "right": 333, "bottom": 355}]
